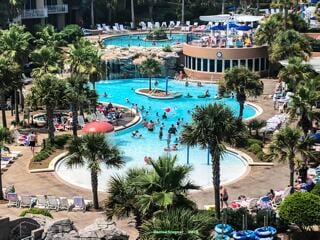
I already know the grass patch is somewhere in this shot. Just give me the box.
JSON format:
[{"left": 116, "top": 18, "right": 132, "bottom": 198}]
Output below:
[{"left": 20, "top": 208, "right": 53, "bottom": 218}]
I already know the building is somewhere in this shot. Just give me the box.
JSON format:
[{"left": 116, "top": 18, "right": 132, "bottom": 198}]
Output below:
[{"left": 18, "top": 0, "right": 69, "bottom": 29}]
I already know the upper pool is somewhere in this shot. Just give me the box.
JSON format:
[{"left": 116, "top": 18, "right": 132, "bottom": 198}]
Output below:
[
  {"left": 103, "top": 33, "right": 187, "bottom": 47},
  {"left": 55, "top": 79, "right": 257, "bottom": 191}
]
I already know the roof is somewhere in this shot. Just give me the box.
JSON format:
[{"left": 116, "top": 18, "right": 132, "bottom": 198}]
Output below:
[
  {"left": 199, "top": 14, "right": 264, "bottom": 23},
  {"left": 279, "top": 57, "right": 320, "bottom": 73}
]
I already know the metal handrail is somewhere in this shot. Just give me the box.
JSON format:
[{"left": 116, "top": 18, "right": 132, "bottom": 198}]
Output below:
[{"left": 10, "top": 221, "right": 40, "bottom": 239}]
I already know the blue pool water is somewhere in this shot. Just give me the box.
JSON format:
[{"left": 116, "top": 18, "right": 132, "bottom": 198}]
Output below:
[
  {"left": 56, "top": 79, "right": 256, "bottom": 191},
  {"left": 103, "top": 33, "right": 187, "bottom": 47}
]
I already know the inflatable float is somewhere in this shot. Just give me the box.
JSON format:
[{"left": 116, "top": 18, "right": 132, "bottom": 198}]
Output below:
[
  {"left": 233, "top": 230, "right": 255, "bottom": 240},
  {"left": 214, "top": 224, "right": 234, "bottom": 236},
  {"left": 197, "top": 94, "right": 210, "bottom": 98},
  {"left": 254, "top": 226, "right": 276, "bottom": 240}
]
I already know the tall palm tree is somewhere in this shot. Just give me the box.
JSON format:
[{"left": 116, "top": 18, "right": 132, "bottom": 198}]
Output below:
[
  {"left": 180, "top": 103, "right": 240, "bottom": 220},
  {"left": 278, "top": 57, "right": 314, "bottom": 92},
  {"left": 223, "top": 66, "right": 263, "bottom": 120},
  {"left": 139, "top": 58, "right": 162, "bottom": 91},
  {"left": 267, "top": 126, "right": 314, "bottom": 190},
  {"left": 138, "top": 0, "right": 159, "bottom": 20},
  {"left": 0, "top": 54, "right": 19, "bottom": 128},
  {"left": 289, "top": 76, "right": 320, "bottom": 136},
  {"left": 105, "top": 155, "right": 198, "bottom": 227},
  {"left": 271, "top": 0, "right": 300, "bottom": 27},
  {"left": 140, "top": 208, "right": 216, "bottom": 240},
  {"left": 270, "top": 30, "right": 312, "bottom": 62},
  {"left": 131, "top": 0, "right": 136, "bottom": 28},
  {"left": 0, "top": 127, "right": 13, "bottom": 200},
  {"left": 67, "top": 133, "right": 123, "bottom": 209},
  {"left": 28, "top": 74, "right": 65, "bottom": 142},
  {"left": 30, "top": 46, "right": 61, "bottom": 78}
]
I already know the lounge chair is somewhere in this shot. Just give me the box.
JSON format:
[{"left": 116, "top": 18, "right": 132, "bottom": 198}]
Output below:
[
  {"left": 72, "top": 196, "right": 86, "bottom": 212},
  {"left": 47, "top": 196, "right": 59, "bottom": 210},
  {"left": 175, "top": 21, "right": 181, "bottom": 29},
  {"left": 22, "top": 73, "right": 33, "bottom": 85},
  {"left": 247, "top": 198, "right": 259, "bottom": 213},
  {"left": 78, "top": 115, "right": 85, "bottom": 128},
  {"left": 147, "top": 22, "right": 153, "bottom": 30},
  {"left": 154, "top": 22, "right": 160, "bottom": 28},
  {"left": 58, "top": 197, "right": 70, "bottom": 211},
  {"left": 161, "top": 22, "right": 167, "bottom": 28},
  {"left": 113, "top": 26, "right": 121, "bottom": 33},
  {"left": 169, "top": 21, "right": 175, "bottom": 29},
  {"left": 186, "top": 21, "right": 191, "bottom": 26},
  {"left": 130, "top": 22, "right": 134, "bottom": 29},
  {"left": 7, "top": 192, "right": 19, "bottom": 208},
  {"left": 140, "top": 21, "right": 147, "bottom": 31},
  {"left": 96, "top": 24, "right": 103, "bottom": 31},
  {"left": 119, "top": 24, "right": 128, "bottom": 32},
  {"left": 193, "top": 22, "right": 198, "bottom": 27},
  {"left": 20, "top": 195, "right": 33, "bottom": 208},
  {"left": 35, "top": 195, "right": 47, "bottom": 209}
]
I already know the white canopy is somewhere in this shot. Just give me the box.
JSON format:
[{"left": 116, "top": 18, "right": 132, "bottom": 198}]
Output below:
[{"left": 200, "top": 14, "right": 264, "bottom": 23}]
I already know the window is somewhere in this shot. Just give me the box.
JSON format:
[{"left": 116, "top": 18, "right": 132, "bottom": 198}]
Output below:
[
  {"left": 254, "top": 58, "right": 260, "bottom": 71},
  {"left": 192, "top": 57, "right": 196, "bottom": 70},
  {"left": 240, "top": 59, "right": 246, "bottom": 67},
  {"left": 188, "top": 57, "right": 192, "bottom": 68},
  {"left": 209, "top": 60, "right": 215, "bottom": 72},
  {"left": 203, "top": 59, "right": 208, "bottom": 72},
  {"left": 266, "top": 59, "right": 269, "bottom": 70},
  {"left": 247, "top": 59, "right": 253, "bottom": 71},
  {"left": 232, "top": 60, "right": 238, "bottom": 68},
  {"left": 217, "top": 60, "right": 223, "bottom": 72},
  {"left": 185, "top": 56, "right": 188, "bottom": 68},
  {"left": 261, "top": 58, "right": 265, "bottom": 70},
  {"left": 224, "top": 60, "right": 231, "bottom": 71},
  {"left": 197, "top": 58, "right": 201, "bottom": 71}
]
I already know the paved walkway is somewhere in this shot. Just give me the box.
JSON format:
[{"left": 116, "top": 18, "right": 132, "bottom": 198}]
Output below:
[{"left": 0, "top": 78, "right": 289, "bottom": 240}]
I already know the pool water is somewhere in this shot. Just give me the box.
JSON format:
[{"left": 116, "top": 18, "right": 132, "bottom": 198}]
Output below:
[
  {"left": 56, "top": 78, "right": 256, "bottom": 191},
  {"left": 103, "top": 33, "right": 187, "bottom": 47}
]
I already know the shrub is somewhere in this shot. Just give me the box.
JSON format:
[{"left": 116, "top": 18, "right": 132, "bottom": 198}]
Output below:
[
  {"left": 248, "top": 143, "right": 262, "bottom": 154},
  {"left": 20, "top": 208, "right": 53, "bottom": 218},
  {"left": 58, "top": 24, "right": 82, "bottom": 43},
  {"left": 162, "top": 45, "right": 172, "bottom": 52},
  {"left": 53, "top": 134, "right": 70, "bottom": 148},
  {"left": 221, "top": 207, "right": 254, "bottom": 231},
  {"left": 279, "top": 192, "right": 320, "bottom": 231},
  {"left": 311, "top": 183, "right": 320, "bottom": 196},
  {"left": 246, "top": 138, "right": 263, "bottom": 147}
]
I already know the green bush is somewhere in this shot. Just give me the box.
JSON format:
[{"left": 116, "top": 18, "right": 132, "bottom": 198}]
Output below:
[
  {"left": 58, "top": 24, "right": 82, "bottom": 43},
  {"left": 221, "top": 207, "right": 255, "bottom": 231},
  {"left": 311, "top": 183, "right": 320, "bottom": 196},
  {"left": 279, "top": 192, "right": 320, "bottom": 231},
  {"left": 53, "top": 134, "right": 70, "bottom": 148},
  {"left": 246, "top": 138, "right": 263, "bottom": 147},
  {"left": 248, "top": 143, "right": 262, "bottom": 154},
  {"left": 20, "top": 208, "right": 53, "bottom": 218},
  {"left": 162, "top": 45, "right": 172, "bottom": 52}
]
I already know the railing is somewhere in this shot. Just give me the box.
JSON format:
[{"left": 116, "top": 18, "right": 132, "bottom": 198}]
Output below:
[
  {"left": 47, "top": 4, "right": 68, "bottom": 14},
  {"left": 21, "top": 8, "right": 48, "bottom": 19}
]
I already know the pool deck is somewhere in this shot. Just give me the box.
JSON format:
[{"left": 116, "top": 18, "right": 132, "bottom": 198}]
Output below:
[{"left": 0, "top": 78, "right": 289, "bottom": 239}]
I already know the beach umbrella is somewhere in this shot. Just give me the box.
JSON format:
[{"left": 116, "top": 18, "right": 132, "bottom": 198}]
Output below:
[
  {"left": 82, "top": 121, "right": 114, "bottom": 133},
  {"left": 236, "top": 25, "right": 252, "bottom": 31},
  {"left": 210, "top": 25, "right": 225, "bottom": 31}
]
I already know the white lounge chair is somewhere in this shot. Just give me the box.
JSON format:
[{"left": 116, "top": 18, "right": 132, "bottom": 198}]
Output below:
[
  {"left": 186, "top": 21, "right": 191, "bottom": 26},
  {"left": 72, "top": 196, "right": 86, "bottom": 212},
  {"left": 247, "top": 198, "right": 259, "bottom": 213},
  {"left": 130, "top": 22, "right": 134, "bottom": 29},
  {"left": 7, "top": 192, "right": 19, "bottom": 208},
  {"left": 78, "top": 115, "right": 85, "bottom": 128},
  {"left": 175, "top": 21, "right": 181, "bottom": 29},
  {"left": 58, "top": 197, "right": 70, "bottom": 211},
  {"left": 193, "top": 22, "right": 198, "bottom": 27},
  {"left": 140, "top": 21, "right": 147, "bottom": 31},
  {"left": 35, "top": 195, "right": 47, "bottom": 209},
  {"left": 113, "top": 26, "right": 121, "bottom": 33},
  {"left": 169, "top": 21, "right": 175, "bottom": 29},
  {"left": 147, "top": 22, "right": 153, "bottom": 30},
  {"left": 20, "top": 195, "right": 33, "bottom": 208},
  {"left": 47, "top": 196, "right": 59, "bottom": 210},
  {"left": 119, "top": 24, "right": 128, "bottom": 32},
  {"left": 154, "top": 22, "right": 160, "bottom": 28},
  {"left": 96, "top": 24, "right": 103, "bottom": 31},
  {"left": 102, "top": 24, "right": 113, "bottom": 34},
  {"left": 161, "top": 22, "right": 167, "bottom": 28}
]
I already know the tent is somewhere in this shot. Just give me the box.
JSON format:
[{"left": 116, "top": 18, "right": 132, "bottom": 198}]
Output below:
[{"left": 236, "top": 25, "right": 252, "bottom": 31}]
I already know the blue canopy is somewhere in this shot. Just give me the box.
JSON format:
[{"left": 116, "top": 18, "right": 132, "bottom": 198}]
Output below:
[
  {"left": 210, "top": 22, "right": 240, "bottom": 31},
  {"left": 309, "top": 133, "right": 320, "bottom": 143},
  {"left": 236, "top": 25, "right": 252, "bottom": 31},
  {"left": 210, "top": 25, "right": 225, "bottom": 30},
  {"left": 228, "top": 6, "right": 237, "bottom": 11}
]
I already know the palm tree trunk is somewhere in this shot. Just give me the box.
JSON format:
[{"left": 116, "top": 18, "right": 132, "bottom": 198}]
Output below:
[
  {"left": 289, "top": 160, "right": 295, "bottom": 193},
  {"left": 91, "top": 0, "right": 95, "bottom": 28},
  {"left": 1, "top": 95, "right": 7, "bottom": 128},
  {"left": 72, "top": 103, "right": 78, "bottom": 138},
  {"left": 239, "top": 101, "right": 244, "bottom": 120},
  {"left": 46, "top": 108, "right": 55, "bottom": 143},
  {"left": 181, "top": 0, "right": 185, "bottom": 25},
  {"left": 131, "top": 0, "right": 135, "bottom": 28},
  {"left": 211, "top": 147, "right": 221, "bottom": 221},
  {"left": 14, "top": 89, "right": 19, "bottom": 123},
  {"left": 149, "top": 6, "right": 153, "bottom": 21},
  {"left": 108, "top": 8, "right": 112, "bottom": 24},
  {"left": 19, "top": 87, "right": 24, "bottom": 111},
  {"left": 149, "top": 77, "right": 152, "bottom": 91},
  {"left": 0, "top": 149, "right": 3, "bottom": 200},
  {"left": 221, "top": 0, "right": 225, "bottom": 14},
  {"left": 91, "top": 169, "right": 99, "bottom": 209}
]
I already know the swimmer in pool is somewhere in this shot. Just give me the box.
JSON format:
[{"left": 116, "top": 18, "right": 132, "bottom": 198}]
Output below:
[{"left": 103, "top": 92, "right": 107, "bottom": 97}]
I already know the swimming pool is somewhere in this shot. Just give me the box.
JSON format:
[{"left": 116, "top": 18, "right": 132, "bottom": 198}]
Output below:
[
  {"left": 55, "top": 79, "right": 257, "bottom": 191},
  {"left": 103, "top": 33, "right": 187, "bottom": 47}
]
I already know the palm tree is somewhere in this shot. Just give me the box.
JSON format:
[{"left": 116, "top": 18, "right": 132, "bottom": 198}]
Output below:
[
  {"left": 139, "top": 58, "right": 162, "bottom": 91},
  {"left": 270, "top": 30, "right": 312, "bottom": 62},
  {"left": 0, "top": 54, "right": 19, "bottom": 128},
  {"left": 131, "top": 0, "right": 136, "bottom": 28},
  {"left": 271, "top": 0, "right": 300, "bottom": 27},
  {"left": 138, "top": 0, "right": 159, "bottom": 21},
  {"left": 223, "top": 66, "right": 263, "bottom": 120},
  {"left": 140, "top": 208, "right": 216, "bottom": 240},
  {"left": 278, "top": 57, "right": 314, "bottom": 93},
  {"left": 105, "top": 155, "right": 198, "bottom": 227},
  {"left": 28, "top": 74, "right": 65, "bottom": 142},
  {"left": 267, "top": 126, "right": 314, "bottom": 190},
  {"left": 34, "top": 24, "right": 61, "bottom": 48},
  {"left": 67, "top": 133, "right": 123, "bottom": 209},
  {"left": 30, "top": 46, "right": 61, "bottom": 78},
  {"left": 247, "top": 119, "right": 267, "bottom": 137},
  {"left": 0, "top": 127, "right": 13, "bottom": 200},
  {"left": 288, "top": 76, "right": 320, "bottom": 136},
  {"left": 180, "top": 103, "right": 240, "bottom": 220}
]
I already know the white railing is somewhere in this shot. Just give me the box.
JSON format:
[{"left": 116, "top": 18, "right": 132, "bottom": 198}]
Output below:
[
  {"left": 47, "top": 4, "right": 68, "bottom": 14},
  {"left": 21, "top": 8, "right": 48, "bottom": 19}
]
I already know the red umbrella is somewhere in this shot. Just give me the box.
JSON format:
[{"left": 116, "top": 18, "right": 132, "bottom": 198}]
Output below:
[{"left": 82, "top": 121, "right": 114, "bottom": 133}]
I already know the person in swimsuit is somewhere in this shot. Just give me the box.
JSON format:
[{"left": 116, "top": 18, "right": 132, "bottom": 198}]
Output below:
[
  {"left": 28, "top": 131, "right": 36, "bottom": 155},
  {"left": 220, "top": 185, "right": 229, "bottom": 208}
]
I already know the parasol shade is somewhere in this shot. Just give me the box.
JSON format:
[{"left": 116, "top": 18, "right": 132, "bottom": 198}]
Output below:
[{"left": 82, "top": 121, "right": 114, "bottom": 133}]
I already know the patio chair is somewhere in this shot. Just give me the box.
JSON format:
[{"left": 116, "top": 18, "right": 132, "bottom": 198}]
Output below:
[
  {"left": 119, "top": 24, "right": 128, "bottom": 32},
  {"left": 247, "top": 198, "right": 259, "bottom": 213},
  {"left": 154, "top": 22, "right": 160, "bottom": 28},
  {"left": 186, "top": 21, "right": 191, "bottom": 26},
  {"left": 35, "top": 195, "right": 47, "bottom": 209},
  {"left": 20, "top": 195, "right": 33, "bottom": 208},
  {"left": 72, "top": 196, "right": 86, "bottom": 212},
  {"left": 7, "top": 192, "right": 19, "bottom": 208},
  {"left": 113, "top": 26, "right": 121, "bottom": 33},
  {"left": 140, "top": 22, "right": 147, "bottom": 31},
  {"left": 58, "top": 197, "right": 71, "bottom": 211},
  {"left": 169, "top": 21, "right": 175, "bottom": 29},
  {"left": 175, "top": 21, "right": 181, "bottom": 29},
  {"left": 147, "top": 22, "right": 153, "bottom": 30},
  {"left": 96, "top": 24, "right": 103, "bottom": 31},
  {"left": 47, "top": 196, "right": 59, "bottom": 210}
]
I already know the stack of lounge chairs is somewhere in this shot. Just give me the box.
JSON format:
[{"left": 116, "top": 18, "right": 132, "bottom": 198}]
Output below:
[
  {"left": 259, "top": 114, "right": 288, "bottom": 134},
  {"left": 1, "top": 148, "right": 22, "bottom": 172},
  {"left": 6, "top": 193, "right": 91, "bottom": 212}
]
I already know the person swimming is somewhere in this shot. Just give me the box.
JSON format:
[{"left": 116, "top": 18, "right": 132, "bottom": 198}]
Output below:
[
  {"left": 126, "top": 98, "right": 130, "bottom": 103},
  {"left": 197, "top": 82, "right": 203, "bottom": 87},
  {"left": 204, "top": 90, "right": 210, "bottom": 97},
  {"left": 185, "top": 81, "right": 189, "bottom": 87},
  {"left": 131, "top": 130, "right": 140, "bottom": 137},
  {"left": 103, "top": 92, "right": 107, "bottom": 97}
]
